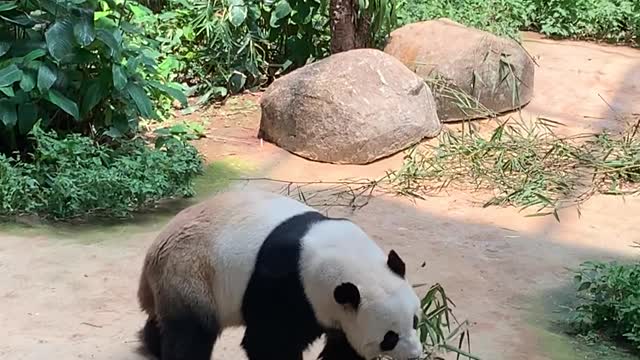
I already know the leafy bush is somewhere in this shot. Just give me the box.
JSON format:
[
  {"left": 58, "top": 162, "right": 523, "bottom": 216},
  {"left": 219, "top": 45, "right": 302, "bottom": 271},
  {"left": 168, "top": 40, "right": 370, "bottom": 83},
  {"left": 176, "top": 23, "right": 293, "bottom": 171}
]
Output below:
[
  {"left": 0, "top": 0, "right": 187, "bottom": 156},
  {"left": 527, "top": 0, "right": 640, "bottom": 43},
  {"left": 129, "top": 0, "right": 331, "bottom": 102},
  {"left": 570, "top": 260, "right": 640, "bottom": 351},
  {"left": 0, "top": 122, "right": 203, "bottom": 220},
  {"left": 397, "top": 0, "right": 640, "bottom": 45},
  {"left": 396, "top": 0, "right": 531, "bottom": 39}
]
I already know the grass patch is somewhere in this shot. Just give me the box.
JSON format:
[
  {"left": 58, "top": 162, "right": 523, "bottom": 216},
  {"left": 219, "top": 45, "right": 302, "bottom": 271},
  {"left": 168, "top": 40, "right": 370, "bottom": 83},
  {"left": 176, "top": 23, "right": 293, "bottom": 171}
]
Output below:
[{"left": 0, "top": 123, "right": 204, "bottom": 220}]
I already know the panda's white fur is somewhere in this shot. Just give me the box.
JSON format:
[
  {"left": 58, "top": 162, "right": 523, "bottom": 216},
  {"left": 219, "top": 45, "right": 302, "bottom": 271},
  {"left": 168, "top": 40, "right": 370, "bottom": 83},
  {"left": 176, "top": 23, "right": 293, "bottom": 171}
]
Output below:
[{"left": 137, "top": 188, "right": 423, "bottom": 360}]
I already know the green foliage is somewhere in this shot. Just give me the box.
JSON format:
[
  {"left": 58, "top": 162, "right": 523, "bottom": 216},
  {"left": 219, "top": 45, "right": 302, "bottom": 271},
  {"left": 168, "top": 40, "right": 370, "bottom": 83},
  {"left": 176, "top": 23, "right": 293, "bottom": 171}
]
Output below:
[
  {"left": 0, "top": 122, "right": 203, "bottom": 220},
  {"left": 396, "top": 0, "right": 530, "bottom": 39},
  {"left": 129, "top": 0, "right": 331, "bottom": 102},
  {"left": 397, "top": 0, "right": 640, "bottom": 45},
  {"left": 528, "top": 0, "right": 640, "bottom": 43},
  {"left": 570, "top": 260, "right": 640, "bottom": 352},
  {"left": 0, "top": 0, "right": 187, "bottom": 155}
]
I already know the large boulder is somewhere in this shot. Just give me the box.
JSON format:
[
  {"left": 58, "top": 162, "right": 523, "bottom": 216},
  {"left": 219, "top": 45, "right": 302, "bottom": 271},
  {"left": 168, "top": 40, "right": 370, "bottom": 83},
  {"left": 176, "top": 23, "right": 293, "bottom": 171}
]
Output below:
[
  {"left": 258, "top": 48, "right": 441, "bottom": 165},
  {"left": 384, "top": 18, "right": 535, "bottom": 122}
]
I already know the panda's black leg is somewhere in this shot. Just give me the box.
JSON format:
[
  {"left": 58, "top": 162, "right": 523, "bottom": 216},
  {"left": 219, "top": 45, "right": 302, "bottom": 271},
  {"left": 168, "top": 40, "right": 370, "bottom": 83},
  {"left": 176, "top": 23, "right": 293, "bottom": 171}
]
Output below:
[
  {"left": 241, "top": 326, "right": 304, "bottom": 360},
  {"left": 318, "top": 330, "right": 365, "bottom": 360},
  {"left": 159, "top": 313, "right": 219, "bottom": 360}
]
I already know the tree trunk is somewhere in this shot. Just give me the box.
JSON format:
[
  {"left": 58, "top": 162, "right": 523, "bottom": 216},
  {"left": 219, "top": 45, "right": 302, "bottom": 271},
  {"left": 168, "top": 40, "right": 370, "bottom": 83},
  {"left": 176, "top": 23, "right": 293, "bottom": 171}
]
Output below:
[
  {"left": 330, "top": 0, "right": 372, "bottom": 54},
  {"left": 354, "top": 5, "right": 372, "bottom": 48},
  {"left": 330, "top": 0, "right": 357, "bottom": 53}
]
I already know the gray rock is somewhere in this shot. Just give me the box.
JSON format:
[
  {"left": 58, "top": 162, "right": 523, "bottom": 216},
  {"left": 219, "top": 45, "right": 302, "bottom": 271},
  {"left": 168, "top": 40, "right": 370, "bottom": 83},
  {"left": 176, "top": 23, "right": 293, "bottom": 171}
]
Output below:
[
  {"left": 384, "top": 18, "right": 535, "bottom": 122},
  {"left": 258, "top": 48, "right": 441, "bottom": 165}
]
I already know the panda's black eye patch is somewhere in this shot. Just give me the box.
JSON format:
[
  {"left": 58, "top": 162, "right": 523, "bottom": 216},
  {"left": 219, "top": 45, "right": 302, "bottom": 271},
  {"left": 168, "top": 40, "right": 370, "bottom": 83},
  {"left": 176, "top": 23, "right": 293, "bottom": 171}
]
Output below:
[
  {"left": 413, "top": 315, "right": 419, "bottom": 329},
  {"left": 380, "top": 331, "right": 399, "bottom": 351}
]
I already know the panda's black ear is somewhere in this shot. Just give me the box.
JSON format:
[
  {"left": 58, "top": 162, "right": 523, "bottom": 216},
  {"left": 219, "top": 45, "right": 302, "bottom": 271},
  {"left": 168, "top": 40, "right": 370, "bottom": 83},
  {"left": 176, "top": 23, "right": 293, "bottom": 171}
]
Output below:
[
  {"left": 334, "top": 282, "right": 361, "bottom": 310},
  {"left": 387, "top": 250, "right": 406, "bottom": 278}
]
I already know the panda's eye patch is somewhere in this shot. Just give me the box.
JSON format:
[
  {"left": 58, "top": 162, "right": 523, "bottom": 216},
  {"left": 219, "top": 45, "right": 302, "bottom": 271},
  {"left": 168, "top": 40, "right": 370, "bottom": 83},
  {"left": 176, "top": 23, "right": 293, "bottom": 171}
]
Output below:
[
  {"left": 380, "top": 331, "right": 399, "bottom": 351},
  {"left": 413, "top": 315, "right": 419, "bottom": 329}
]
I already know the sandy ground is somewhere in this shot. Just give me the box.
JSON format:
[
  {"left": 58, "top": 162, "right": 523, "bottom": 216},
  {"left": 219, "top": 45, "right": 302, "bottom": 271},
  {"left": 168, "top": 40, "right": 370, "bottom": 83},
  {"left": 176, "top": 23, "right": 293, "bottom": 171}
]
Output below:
[{"left": 2, "top": 33, "right": 640, "bottom": 360}]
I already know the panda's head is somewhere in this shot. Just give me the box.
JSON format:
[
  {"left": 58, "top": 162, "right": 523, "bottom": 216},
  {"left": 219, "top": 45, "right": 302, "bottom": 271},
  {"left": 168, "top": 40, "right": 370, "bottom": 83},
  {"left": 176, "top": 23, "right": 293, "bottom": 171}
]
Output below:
[{"left": 332, "top": 250, "right": 423, "bottom": 360}]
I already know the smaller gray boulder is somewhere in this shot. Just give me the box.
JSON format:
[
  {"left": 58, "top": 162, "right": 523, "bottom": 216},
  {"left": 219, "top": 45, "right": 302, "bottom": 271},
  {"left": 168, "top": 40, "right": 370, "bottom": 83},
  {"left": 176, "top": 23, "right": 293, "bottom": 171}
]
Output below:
[
  {"left": 384, "top": 18, "right": 536, "bottom": 122},
  {"left": 258, "top": 48, "right": 441, "bottom": 165}
]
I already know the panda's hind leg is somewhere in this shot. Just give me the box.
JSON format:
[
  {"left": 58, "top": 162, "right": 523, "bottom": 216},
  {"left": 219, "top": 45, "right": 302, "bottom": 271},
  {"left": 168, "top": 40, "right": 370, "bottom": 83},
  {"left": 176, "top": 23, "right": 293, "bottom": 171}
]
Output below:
[{"left": 159, "top": 310, "right": 219, "bottom": 360}]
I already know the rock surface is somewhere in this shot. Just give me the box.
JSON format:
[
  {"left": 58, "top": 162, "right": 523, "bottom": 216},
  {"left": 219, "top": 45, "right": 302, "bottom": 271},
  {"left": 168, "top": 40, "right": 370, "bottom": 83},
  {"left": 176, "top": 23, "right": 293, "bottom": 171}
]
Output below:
[
  {"left": 384, "top": 18, "right": 535, "bottom": 122},
  {"left": 258, "top": 48, "right": 441, "bottom": 165}
]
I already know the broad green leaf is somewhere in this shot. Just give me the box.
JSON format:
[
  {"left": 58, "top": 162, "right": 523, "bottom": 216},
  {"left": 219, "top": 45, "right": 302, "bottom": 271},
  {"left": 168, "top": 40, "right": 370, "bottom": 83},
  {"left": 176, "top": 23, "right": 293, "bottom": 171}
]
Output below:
[
  {"left": 228, "top": 0, "right": 247, "bottom": 27},
  {"left": 0, "top": 13, "right": 35, "bottom": 27},
  {"left": 37, "top": 63, "right": 57, "bottom": 92},
  {"left": 0, "top": 86, "right": 13, "bottom": 97},
  {"left": 126, "top": 82, "right": 155, "bottom": 119},
  {"left": 81, "top": 78, "right": 107, "bottom": 115},
  {"left": 0, "top": 41, "right": 10, "bottom": 57},
  {"left": 112, "top": 64, "right": 127, "bottom": 90},
  {"left": 19, "top": 71, "right": 35, "bottom": 92},
  {"left": 96, "top": 28, "right": 122, "bottom": 59},
  {"left": 273, "top": 0, "right": 292, "bottom": 20},
  {"left": 45, "top": 18, "right": 76, "bottom": 63},
  {"left": 148, "top": 80, "right": 187, "bottom": 107},
  {"left": 0, "top": 64, "right": 22, "bottom": 87},
  {"left": 22, "top": 48, "right": 47, "bottom": 63},
  {"left": 73, "top": 7, "right": 96, "bottom": 47},
  {"left": 17, "top": 102, "right": 38, "bottom": 134},
  {"left": 0, "top": 1, "right": 17, "bottom": 12},
  {"left": 0, "top": 99, "right": 16, "bottom": 127},
  {"left": 44, "top": 89, "right": 80, "bottom": 120}
]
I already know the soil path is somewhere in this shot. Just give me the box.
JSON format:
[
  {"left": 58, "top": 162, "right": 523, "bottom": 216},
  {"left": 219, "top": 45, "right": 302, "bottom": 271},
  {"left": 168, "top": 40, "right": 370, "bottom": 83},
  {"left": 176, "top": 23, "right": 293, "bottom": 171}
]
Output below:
[{"left": 2, "top": 33, "right": 640, "bottom": 360}]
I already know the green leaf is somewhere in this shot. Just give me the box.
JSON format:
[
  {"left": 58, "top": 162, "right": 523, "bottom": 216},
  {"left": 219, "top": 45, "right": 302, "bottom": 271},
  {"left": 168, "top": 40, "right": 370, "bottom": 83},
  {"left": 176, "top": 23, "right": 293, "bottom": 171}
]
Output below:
[
  {"left": 0, "top": 99, "right": 16, "bottom": 127},
  {"left": 148, "top": 80, "right": 187, "bottom": 107},
  {"left": 19, "top": 70, "right": 35, "bottom": 92},
  {"left": 0, "top": 86, "right": 13, "bottom": 97},
  {"left": 73, "top": 7, "right": 96, "bottom": 47},
  {"left": 273, "top": 0, "right": 292, "bottom": 20},
  {"left": 17, "top": 102, "right": 38, "bottom": 134},
  {"left": 112, "top": 64, "right": 128, "bottom": 90},
  {"left": 22, "top": 48, "right": 47, "bottom": 64},
  {"left": 0, "top": 64, "right": 23, "bottom": 87},
  {"left": 45, "top": 18, "right": 76, "bottom": 63},
  {"left": 0, "top": 41, "right": 10, "bottom": 57},
  {"left": 229, "top": 0, "right": 247, "bottom": 27},
  {"left": 126, "top": 82, "right": 155, "bottom": 119},
  {"left": 37, "top": 63, "right": 57, "bottom": 92},
  {"left": 81, "top": 78, "right": 107, "bottom": 115},
  {"left": 96, "top": 28, "right": 122, "bottom": 60},
  {"left": 0, "top": 1, "right": 17, "bottom": 12},
  {"left": 44, "top": 89, "right": 80, "bottom": 120}
]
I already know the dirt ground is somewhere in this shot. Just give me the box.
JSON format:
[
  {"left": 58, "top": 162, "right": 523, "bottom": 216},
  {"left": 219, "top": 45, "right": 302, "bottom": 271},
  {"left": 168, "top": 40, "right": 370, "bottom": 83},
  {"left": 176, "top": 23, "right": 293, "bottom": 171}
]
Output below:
[{"left": 2, "top": 33, "right": 640, "bottom": 360}]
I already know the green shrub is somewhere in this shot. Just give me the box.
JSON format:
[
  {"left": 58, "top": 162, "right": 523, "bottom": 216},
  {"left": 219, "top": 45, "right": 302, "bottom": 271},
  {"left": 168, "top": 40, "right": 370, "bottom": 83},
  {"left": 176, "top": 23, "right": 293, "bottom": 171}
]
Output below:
[
  {"left": 528, "top": 0, "right": 640, "bottom": 43},
  {"left": 130, "top": 0, "right": 399, "bottom": 101},
  {"left": 396, "top": 0, "right": 640, "bottom": 46},
  {"left": 127, "top": 0, "right": 331, "bottom": 102},
  {"left": 570, "top": 260, "right": 640, "bottom": 351},
  {"left": 0, "top": 0, "right": 187, "bottom": 155},
  {"left": 396, "top": 0, "right": 531, "bottom": 39},
  {"left": 0, "top": 122, "right": 204, "bottom": 220}
]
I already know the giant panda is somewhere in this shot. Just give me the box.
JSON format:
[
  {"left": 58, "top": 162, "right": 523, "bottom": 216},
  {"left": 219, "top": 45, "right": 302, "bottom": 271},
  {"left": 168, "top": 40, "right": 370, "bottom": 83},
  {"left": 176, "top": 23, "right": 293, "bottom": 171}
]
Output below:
[{"left": 136, "top": 188, "right": 423, "bottom": 360}]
